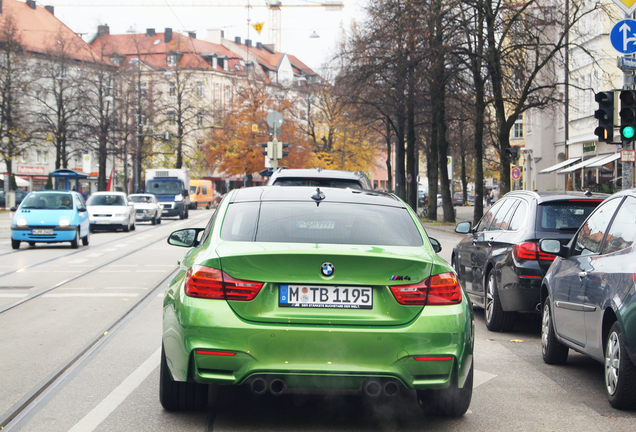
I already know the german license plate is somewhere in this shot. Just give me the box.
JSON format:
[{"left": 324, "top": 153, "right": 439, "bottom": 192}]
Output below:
[
  {"left": 32, "top": 229, "right": 53, "bottom": 235},
  {"left": 94, "top": 221, "right": 110, "bottom": 224},
  {"left": 162, "top": 209, "right": 168, "bottom": 213},
  {"left": 279, "top": 285, "right": 372, "bottom": 309}
]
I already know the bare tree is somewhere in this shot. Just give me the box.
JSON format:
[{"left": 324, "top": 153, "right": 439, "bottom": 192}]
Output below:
[{"left": 0, "top": 14, "right": 35, "bottom": 187}]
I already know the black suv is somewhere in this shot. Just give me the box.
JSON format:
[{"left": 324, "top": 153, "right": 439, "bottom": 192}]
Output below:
[
  {"left": 452, "top": 191, "right": 607, "bottom": 332},
  {"left": 267, "top": 168, "right": 373, "bottom": 189}
]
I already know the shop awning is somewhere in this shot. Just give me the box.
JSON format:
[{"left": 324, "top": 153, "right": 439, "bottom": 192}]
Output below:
[
  {"left": 538, "top": 157, "right": 581, "bottom": 174},
  {"left": 15, "top": 176, "right": 29, "bottom": 187},
  {"left": 558, "top": 155, "right": 610, "bottom": 174},
  {"left": 585, "top": 153, "right": 621, "bottom": 168}
]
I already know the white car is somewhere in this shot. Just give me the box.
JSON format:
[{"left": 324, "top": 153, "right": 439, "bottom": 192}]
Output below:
[
  {"left": 86, "top": 192, "right": 136, "bottom": 232},
  {"left": 437, "top": 194, "right": 443, "bottom": 206},
  {"left": 129, "top": 194, "right": 162, "bottom": 225}
]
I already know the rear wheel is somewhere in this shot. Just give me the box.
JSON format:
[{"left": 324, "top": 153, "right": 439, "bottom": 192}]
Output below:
[
  {"left": 70, "top": 229, "right": 79, "bottom": 249},
  {"left": 485, "top": 271, "right": 515, "bottom": 332},
  {"left": 157, "top": 214, "right": 162, "bottom": 224},
  {"left": 28, "top": 242, "right": 36, "bottom": 247},
  {"left": 541, "top": 296, "right": 568, "bottom": 364},
  {"left": 131, "top": 220, "right": 136, "bottom": 231},
  {"left": 206, "top": 202, "right": 211, "bottom": 210},
  {"left": 605, "top": 322, "right": 636, "bottom": 409},
  {"left": 418, "top": 361, "right": 473, "bottom": 417},
  {"left": 11, "top": 239, "right": 20, "bottom": 250},
  {"left": 81, "top": 228, "right": 90, "bottom": 246},
  {"left": 159, "top": 345, "right": 208, "bottom": 411},
  {"left": 151, "top": 215, "right": 157, "bottom": 225},
  {"left": 185, "top": 206, "right": 189, "bottom": 219}
]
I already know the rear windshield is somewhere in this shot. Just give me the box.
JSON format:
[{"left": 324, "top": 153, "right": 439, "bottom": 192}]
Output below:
[
  {"left": 129, "top": 195, "right": 153, "bottom": 203},
  {"left": 87, "top": 194, "right": 125, "bottom": 206},
  {"left": 536, "top": 200, "right": 603, "bottom": 232},
  {"left": 273, "top": 178, "right": 363, "bottom": 189},
  {"left": 221, "top": 202, "right": 423, "bottom": 246}
]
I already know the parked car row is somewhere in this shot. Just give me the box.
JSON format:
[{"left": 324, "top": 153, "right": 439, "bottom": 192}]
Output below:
[
  {"left": 453, "top": 189, "right": 636, "bottom": 409},
  {"left": 9, "top": 190, "right": 166, "bottom": 249}
]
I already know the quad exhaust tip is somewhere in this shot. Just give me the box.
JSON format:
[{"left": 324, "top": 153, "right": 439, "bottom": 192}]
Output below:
[{"left": 250, "top": 377, "right": 268, "bottom": 395}]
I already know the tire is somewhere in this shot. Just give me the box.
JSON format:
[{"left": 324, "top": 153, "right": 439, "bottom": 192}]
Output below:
[
  {"left": 70, "top": 229, "right": 79, "bottom": 249},
  {"left": 123, "top": 221, "right": 130, "bottom": 232},
  {"left": 82, "top": 228, "right": 90, "bottom": 246},
  {"left": 206, "top": 202, "right": 211, "bottom": 210},
  {"left": 131, "top": 220, "right": 136, "bottom": 231},
  {"left": 151, "top": 216, "right": 157, "bottom": 225},
  {"left": 541, "top": 296, "right": 568, "bottom": 364},
  {"left": 28, "top": 242, "right": 36, "bottom": 247},
  {"left": 159, "top": 345, "right": 208, "bottom": 411},
  {"left": 485, "top": 271, "right": 515, "bottom": 332},
  {"left": 179, "top": 208, "right": 185, "bottom": 220},
  {"left": 11, "top": 239, "right": 20, "bottom": 250},
  {"left": 185, "top": 207, "right": 189, "bottom": 219},
  {"left": 89, "top": 225, "right": 94, "bottom": 233},
  {"left": 157, "top": 215, "right": 162, "bottom": 224},
  {"left": 605, "top": 322, "right": 636, "bottom": 409},
  {"left": 418, "top": 360, "right": 473, "bottom": 417},
  {"left": 452, "top": 256, "right": 460, "bottom": 280}
]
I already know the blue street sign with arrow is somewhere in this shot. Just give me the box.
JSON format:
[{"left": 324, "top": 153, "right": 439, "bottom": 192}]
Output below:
[{"left": 611, "top": 20, "right": 636, "bottom": 54}]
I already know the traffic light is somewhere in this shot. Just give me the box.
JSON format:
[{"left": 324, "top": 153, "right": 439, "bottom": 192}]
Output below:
[
  {"left": 260, "top": 142, "right": 268, "bottom": 156},
  {"left": 594, "top": 91, "right": 615, "bottom": 142},
  {"left": 277, "top": 142, "right": 289, "bottom": 157},
  {"left": 505, "top": 145, "right": 519, "bottom": 163},
  {"left": 620, "top": 90, "right": 636, "bottom": 142}
]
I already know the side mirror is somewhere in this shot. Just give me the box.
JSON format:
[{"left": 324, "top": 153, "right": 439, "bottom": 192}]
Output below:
[
  {"left": 429, "top": 237, "right": 442, "bottom": 253},
  {"left": 78, "top": 207, "right": 87, "bottom": 212},
  {"left": 10, "top": 206, "right": 17, "bottom": 212},
  {"left": 168, "top": 228, "right": 205, "bottom": 248},
  {"left": 455, "top": 221, "right": 472, "bottom": 234},
  {"left": 539, "top": 239, "right": 567, "bottom": 258}
]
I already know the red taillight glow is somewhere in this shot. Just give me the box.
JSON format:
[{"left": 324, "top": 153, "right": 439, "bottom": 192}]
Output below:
[
  {"left": 414, "top": 356, "right": 453, "bottom": 361},
  {"left": 513, "top": 242, "right": 556, "bottom": 262},
  {"left": 195, "top": 350, "right": 236, "bottom": 356},
  {"left": 390, "top": 272, "right": 462, "bottom": 306},
  {"left": 185, "top": 265, "right": 263, "bottom": 300}
]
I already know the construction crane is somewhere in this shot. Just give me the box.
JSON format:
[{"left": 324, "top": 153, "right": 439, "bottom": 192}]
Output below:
[{"left": 44, "top": 1, "right": 344, "bottom": 52}]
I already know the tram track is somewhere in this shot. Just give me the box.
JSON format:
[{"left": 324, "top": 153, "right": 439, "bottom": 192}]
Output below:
[{"left": 0, "top": 211, "right": 210, "bottom": 314}]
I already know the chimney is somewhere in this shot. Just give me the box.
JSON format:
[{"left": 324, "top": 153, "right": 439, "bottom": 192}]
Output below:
[
  {"left": 206, "top": 29, "right": 224, "bottom": 44},
  {"left": 146, "top": 28, "right": 155, "bottom": 37},
  {"left": 97, "top": 25, "right": 110, "bottom": 37},
  {"left": 164, "top": 28, "right": 172, "bottom": 43},
  {"left": 45, "top": 5, "right": 54, "bottom": 15},
  {"left": 235, "top": 36, "right": 241, "bottom": 45},
  {"left": 256, "top": 42, "right": 263, "bottom": 50},
  {"left": 27, "top": 1, "right": 36, "bottom": 10},
  {"left": 245, "top": 39, "right": 252, "bottom": 48},
  {"left": 188, "top": 31, "right": 196, "bottom": 39}
]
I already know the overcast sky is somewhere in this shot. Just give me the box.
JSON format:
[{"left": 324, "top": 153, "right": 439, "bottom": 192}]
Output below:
[{"left": 40, "top": 0, "right": 368, "bottom": 72}]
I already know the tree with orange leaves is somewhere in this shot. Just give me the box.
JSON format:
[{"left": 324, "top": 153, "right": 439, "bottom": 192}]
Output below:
[{"left": 205, "top": 80, "right": 314, "bottom": 185}]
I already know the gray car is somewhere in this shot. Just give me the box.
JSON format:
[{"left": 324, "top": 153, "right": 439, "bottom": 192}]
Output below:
[
  {"left": 267, "top": 168, "right": 373, "bottom": 190},
  {"left": 539, "top": 189, "right": 636, "bottom": 409}
]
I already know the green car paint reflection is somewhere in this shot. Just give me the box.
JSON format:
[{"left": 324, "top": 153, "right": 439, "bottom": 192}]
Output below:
[{"left": 161, "top": 186, "right": 474, "bottom": 416}]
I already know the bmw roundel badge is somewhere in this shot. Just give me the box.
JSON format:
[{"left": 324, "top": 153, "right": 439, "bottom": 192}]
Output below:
[{"left": 321, "top": 262, "right": 335, "bottom": 277}]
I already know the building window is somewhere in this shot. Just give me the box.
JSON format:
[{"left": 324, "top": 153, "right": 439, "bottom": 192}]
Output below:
[
  {"left": 168, "top": 110, "right": 176, "bottom": 125},
  {"left": 225, "top": 86, "right": 231, "bottom": 103},
  {"left": 197, "top": 112, "right": 204, "bottom": 127},
  {"left": 169, "top": 84, "right": 175, "bottom": 97},
  {"left": 196, "top": 81, "right": 204, "bottom": 98},
  {"left": 513, "top": 115, "right": 523, "bottom": 138},
  {"left": 167, "top": 54, "right": 177, "bottom": 67},
  {"left": 215, "top": 83, "right": 220, "bottom": 102}
]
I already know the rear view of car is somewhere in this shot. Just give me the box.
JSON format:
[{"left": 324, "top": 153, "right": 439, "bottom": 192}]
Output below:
[
  {"left": 162, "top": 186, "right": 474, "bottom": 416},
  {"left": 267, "top": 168, "right": 373, "bottom": 189},
  {"left": 452, "top": 191, "right": 606, "bottom": 332}
]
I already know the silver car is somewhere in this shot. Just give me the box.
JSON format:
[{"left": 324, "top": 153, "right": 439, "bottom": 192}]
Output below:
[
  {"left": 86, "top": 192, "right": 136, "bottom": 232},
  {"left": 129, "top": 193, "right": 162, "bottom": 225}
]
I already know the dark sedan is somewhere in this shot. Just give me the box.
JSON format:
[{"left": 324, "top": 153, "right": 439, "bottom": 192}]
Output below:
[
  {"left": 539, "top": 189, "right": 636, "bottom": 409},
  {"left": 452, "top": 191, "right": 607, "bottom": 332}
]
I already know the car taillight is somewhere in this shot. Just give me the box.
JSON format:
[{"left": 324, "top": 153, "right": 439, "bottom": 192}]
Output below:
[
  {"left": 390, "top": 272, "right": 462, "bottom": 306},
  {"left": 513, "top": 242, "right": 556, "bottom": 262},
  {"left": 185, "top": 265, "right": 263, "bottom": 300}
]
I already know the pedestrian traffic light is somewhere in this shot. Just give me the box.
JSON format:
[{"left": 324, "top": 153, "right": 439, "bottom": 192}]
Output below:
[
  {"left": 620, "top": 90, "right": 636, "bottom": 142},
  {"left": 594, "top": 91, "right": 615, "bottom": 142}
]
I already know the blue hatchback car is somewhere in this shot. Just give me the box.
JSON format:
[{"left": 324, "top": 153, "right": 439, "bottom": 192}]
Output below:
[{"left": 11, "top": 191, "right": 90, "bottom": 249}]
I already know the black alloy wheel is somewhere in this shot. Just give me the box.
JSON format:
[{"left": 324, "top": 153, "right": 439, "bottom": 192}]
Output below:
[{"left": 159, "top": 344, "right": 208, "bottom": 411}]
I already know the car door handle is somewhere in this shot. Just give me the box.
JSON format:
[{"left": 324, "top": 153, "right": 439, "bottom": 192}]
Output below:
[{"left": 578, "top": 271, "right": 588, "bottom": 279}]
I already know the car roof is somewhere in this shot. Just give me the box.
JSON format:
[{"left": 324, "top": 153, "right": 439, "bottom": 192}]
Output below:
[
  {"left": 269, "top": 168, "right": 366, "bottom": 180},
  {"left": 129, "top": 193, "right": 153, "bottom": 197},
  {"left": 91, "top": 191, "right": 126, "bottom": 196},
  {"left": 230, "top": 186, "right": 404, "bottom": 207},
  {"left": 502, "top": 190, "right": 610, "bottom": 203},
  {"left": 30, "top": 190, "right": 72, "bottom": 194}
]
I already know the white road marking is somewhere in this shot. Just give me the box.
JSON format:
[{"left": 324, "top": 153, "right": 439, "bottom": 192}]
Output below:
[
  {"left": 114, "top": 244, "right": 129, "bottom": 248},
  {"left": 68, "top": 347, "right": 160, "bottom": 432},
  {"left": 57, "top": 287, "right": 95, "bottom": 290},
  {"left": 99, "top": 270, "right": 131, "bottom": 273},
  {"left": 109, "top": 265, "right": 138, "bottom": 267},
  {"left": 105, "top": 287, "right": 147, "bottom": 290},
  {"left": 474, "top": 370, "right": 497, "bottom": 388},
  {"left": 101, "top": 248, "right": 117, "bottom": 252},
  {"left": 144, "top": 264, "right": 175, "bottom": 267},
  {"left": 42, "top": 293, "right": 140, "bottom": 298},
  {"left": 85, "top": 253, "right": 103, "bottom": 258},
  {"left": 0, "top": 293, "right": 29, "bottom": 298},
  {"left": 68, "top": 259, "right": 88, "bottom": 264},
  {"left": 53, "top": 270, "right": 83, "bottom": 273}
]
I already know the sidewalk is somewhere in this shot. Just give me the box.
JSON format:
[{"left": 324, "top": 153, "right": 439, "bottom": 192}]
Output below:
[
  {"left": 0, "top": 210, "right": 13, "bottom": 240},
  {"left": 420, "top": 205, "right": 472, "bottom": 235}
]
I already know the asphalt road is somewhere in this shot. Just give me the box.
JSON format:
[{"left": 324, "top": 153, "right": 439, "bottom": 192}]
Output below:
[{"left": 0, "top": 206, "right": 635, "bottom": 431}]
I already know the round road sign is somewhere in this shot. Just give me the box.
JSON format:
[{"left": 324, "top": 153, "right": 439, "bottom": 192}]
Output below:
[{"left": 511, "top": 167, "right": 521, "bottom": 180}]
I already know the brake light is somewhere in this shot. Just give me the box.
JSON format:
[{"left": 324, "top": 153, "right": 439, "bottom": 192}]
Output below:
[
  {"left": 390, "top": 272, "right": 462, "bottom": 306},
  {"left": 414, "top": 356, "right": 453, "bottom": 361},
  {"left": 185, "top": 265, "right": 263, "bottom": 300},
  {"left": 513, "top": 242, "right": 556, "bottom": 261},
  {"left": 195, "top": 350, "right": 236, "bottom": 356}
]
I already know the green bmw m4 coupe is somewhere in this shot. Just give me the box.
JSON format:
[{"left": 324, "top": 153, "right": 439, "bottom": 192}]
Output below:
[{"left": 162, "top": 186, "right": 474, "bottom": 416}]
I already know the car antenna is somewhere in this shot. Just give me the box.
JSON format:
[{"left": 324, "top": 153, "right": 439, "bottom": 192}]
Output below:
[{"left": 584, "top": 189, "right": 593, "bottom": 197}]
